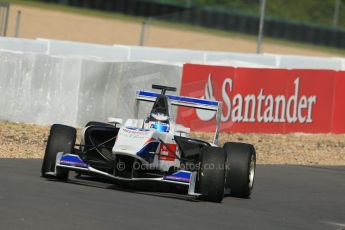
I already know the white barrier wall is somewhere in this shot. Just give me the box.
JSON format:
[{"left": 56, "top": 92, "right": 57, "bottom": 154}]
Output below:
[
  {"left": 1, "top": 37, "right": 344, "bottom": 69},
  {"left": 205, "top": 52, "right": 277, "bottom": 67},
  {"left": 75, "top": 60, "right": 182, "bottom": 126},
  {"left": 1, "top": 37, "right": 345, "bottom": 127},
  {"left": 0, "top": 51, "right": 81, "bottom": 126},
  {"left": 41, "top": 39, "right": 130, "bottom": 61},
  {"left": 0, "top": 37, "right": 48, "bottom": 53},
  {"left": 0, "top": 49, "right": 182, "bottom": 127},
  {"left": 273, "top": 55, "right": 344, "bottom": 70}
]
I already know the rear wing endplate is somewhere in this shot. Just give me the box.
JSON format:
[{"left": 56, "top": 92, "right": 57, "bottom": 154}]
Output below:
[{"left": 135, "top": 90, "right": 222, "bottom": 145}]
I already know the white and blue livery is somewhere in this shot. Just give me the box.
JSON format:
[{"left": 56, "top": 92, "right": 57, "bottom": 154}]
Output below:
[{"left": 41, "top": 85, "right": 256, "bottom": 202}]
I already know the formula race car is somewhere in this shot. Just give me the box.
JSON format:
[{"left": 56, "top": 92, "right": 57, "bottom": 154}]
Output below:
[{"left": 41, "top": 85, "right": 256, "bottom": 202}]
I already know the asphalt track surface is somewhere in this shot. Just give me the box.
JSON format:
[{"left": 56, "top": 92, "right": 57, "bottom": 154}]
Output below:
[{"left": 0, "top": 159, "right": 344, "bottom": 230}]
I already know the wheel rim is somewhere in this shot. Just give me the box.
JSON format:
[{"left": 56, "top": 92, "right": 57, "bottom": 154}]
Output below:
[{"left": 249, "top": 154, "right": 255, "bottom": 189}]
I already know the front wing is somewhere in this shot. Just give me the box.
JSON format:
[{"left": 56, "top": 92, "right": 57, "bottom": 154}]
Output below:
[{"left": 46, "top": 153, "right": 201, "bottom": 197}]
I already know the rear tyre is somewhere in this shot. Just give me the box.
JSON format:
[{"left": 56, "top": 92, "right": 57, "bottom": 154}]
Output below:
[
  {"left": 41, "top": 124, "right": 76, "bottom": 180},
  {"left": 198, "top": 146, "right": 226, "bottom": 202},
  {"left": 223, "top": 142, "right": 256, "bottom": 198}
]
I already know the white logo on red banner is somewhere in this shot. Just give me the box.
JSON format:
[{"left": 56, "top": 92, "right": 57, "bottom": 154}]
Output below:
[
  {"left": 196, "top": 74, "right": 217, "bottom": 121},
  {"left": 196, "top": 74, "right": 317, "bottom": 124}
]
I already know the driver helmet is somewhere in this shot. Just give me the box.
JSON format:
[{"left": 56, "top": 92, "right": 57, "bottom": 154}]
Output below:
[{"left": 146, "top": 112, "right": 170, "bottom": 132}]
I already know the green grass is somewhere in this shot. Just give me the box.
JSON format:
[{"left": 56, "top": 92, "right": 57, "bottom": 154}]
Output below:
[
  {"left": 151, "top": 0, "right": 345, "bottom": 29},
  {"left": 4, "top": 0, "right": 345, "bottom": 56}
]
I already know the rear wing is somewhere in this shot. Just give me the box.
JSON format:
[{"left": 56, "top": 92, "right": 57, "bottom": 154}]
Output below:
[{"left": 134, "top": 90, "right": 222, "bottom": 145}]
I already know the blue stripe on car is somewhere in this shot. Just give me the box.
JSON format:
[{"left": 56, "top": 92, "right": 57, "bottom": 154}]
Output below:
[
  {"left": 164, "top": 171, "right": 191, "bottom": 183},
  {"left": 138, "top": 91, "right": 219, "bottom": 106},
  {"left": 60, "top": 154, "right": 88, "bottom": 168}
]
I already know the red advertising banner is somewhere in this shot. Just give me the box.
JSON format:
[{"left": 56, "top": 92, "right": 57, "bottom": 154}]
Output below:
[{"left": 177, "top": 64, "right": 345, "bottom": 133}]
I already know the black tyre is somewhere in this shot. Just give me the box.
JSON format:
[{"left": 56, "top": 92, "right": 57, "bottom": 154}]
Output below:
[
  {"left": 224, "top": 142, "right": 256, "bottom": 198},
  {"left": 41, "top": 124, "right": 77, "bottom": 180},
  {"left": 197, "top": 146, "right": 226, "bottom": 202}
]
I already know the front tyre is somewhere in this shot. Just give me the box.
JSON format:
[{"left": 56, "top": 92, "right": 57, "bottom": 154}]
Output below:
[
  {"left": 41, "top": 124, "right": 76, "bottom": 180},
  {"left": 197, "top": 146, "right": 226, "bottom": 203},
  {"left": 224, "top": 142, "right": 256, "bottom": 198}
]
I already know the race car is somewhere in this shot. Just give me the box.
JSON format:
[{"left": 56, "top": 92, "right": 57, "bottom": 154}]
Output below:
[{"left": 41, "top": 85, "right": 256, "bottom": 202}]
